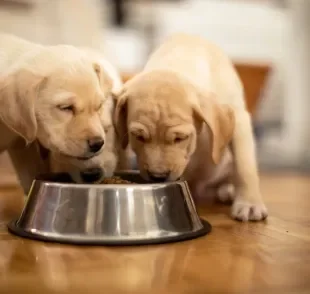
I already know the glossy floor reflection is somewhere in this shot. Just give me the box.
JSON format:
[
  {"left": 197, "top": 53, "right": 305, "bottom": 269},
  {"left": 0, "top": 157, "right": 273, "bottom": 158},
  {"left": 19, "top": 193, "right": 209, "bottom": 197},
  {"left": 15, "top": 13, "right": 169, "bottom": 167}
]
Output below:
[{"left": 0, "top": 172, "right": 310, "bottom": 294}]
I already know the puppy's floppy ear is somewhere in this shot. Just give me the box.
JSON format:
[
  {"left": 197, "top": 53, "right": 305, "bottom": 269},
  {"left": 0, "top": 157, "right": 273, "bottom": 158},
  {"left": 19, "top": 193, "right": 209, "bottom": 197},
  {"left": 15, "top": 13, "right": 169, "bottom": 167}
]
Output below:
[
  {"left": 113, "top": 88, "right": 129, "bottom": 149},
  {"left": 93, "top": 62, "right": 123, "bottom": 96},
  {"left": 0, "top": 69, "right": 46, "bottom": 144},
  {"left": 193, "top": 93, "right": 235, "bottom": 164},
  {"left": 93, "top": 62, "right": 113, "bottom": 93}
]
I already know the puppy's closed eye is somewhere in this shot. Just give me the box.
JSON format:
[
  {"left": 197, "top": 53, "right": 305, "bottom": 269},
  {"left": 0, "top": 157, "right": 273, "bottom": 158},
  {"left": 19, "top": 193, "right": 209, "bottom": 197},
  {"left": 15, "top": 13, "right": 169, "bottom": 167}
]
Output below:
[
  {"left": 135, "top": 134, "right": 147, "bottom": 143},
  {"left": 57, "top": 104, "right": 75, "bottom": 114},
  {"left": 173, "top": 135, "right": 189, "bottom": 144},
  {"left": 129, "top": 122, "right": 150, "bottom": 143},
  {"left": 131, "top": 132, "right": 148, "bottom": 143}
]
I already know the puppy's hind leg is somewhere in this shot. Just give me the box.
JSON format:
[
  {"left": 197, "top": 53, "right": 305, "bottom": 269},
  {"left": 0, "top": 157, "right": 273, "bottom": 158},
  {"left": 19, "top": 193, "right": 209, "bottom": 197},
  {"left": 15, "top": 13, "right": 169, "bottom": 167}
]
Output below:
[{"left": 231, "top": 110, "right": 268, "bottom": 222}]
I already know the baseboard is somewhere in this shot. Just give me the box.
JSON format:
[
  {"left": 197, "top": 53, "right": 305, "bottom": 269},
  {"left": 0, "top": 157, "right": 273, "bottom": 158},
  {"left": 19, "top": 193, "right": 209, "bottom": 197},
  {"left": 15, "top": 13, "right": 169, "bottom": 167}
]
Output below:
[{"left": 234, "top": 63, "right": 270, "bottom": 114}]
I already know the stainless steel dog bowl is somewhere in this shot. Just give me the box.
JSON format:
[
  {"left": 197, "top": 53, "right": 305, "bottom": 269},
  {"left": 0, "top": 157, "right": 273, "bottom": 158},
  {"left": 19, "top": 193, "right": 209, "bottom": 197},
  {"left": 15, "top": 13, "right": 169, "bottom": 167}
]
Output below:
[{"left": 8, "top": 171, "right": 211, "bottom": 245}]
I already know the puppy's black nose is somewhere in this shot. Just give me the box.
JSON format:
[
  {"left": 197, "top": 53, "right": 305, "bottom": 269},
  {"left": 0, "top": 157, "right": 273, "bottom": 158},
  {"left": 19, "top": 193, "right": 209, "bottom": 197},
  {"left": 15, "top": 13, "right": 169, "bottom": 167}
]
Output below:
[
  {"left": 88, "top": 137, "right": 104, "bottom": 153},
  {"left": 147, "top": 171, "right": 170, "bottom": 183},
  {"left": 80, "top": 167, "right": 103, "bottom": 183}
]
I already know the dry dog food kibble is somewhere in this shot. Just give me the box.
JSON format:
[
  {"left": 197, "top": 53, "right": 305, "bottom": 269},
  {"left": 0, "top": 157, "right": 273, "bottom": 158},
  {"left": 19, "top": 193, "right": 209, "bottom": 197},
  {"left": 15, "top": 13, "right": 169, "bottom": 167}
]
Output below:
[{"left": 101, "top": 176, "right": 134, "bottom": 184}]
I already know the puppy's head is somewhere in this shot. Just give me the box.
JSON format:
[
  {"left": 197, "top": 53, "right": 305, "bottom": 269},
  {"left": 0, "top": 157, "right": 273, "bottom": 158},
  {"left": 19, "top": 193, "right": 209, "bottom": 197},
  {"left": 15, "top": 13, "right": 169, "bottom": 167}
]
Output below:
[
  {"left": 114, "top": 70, "right": 235, "bottom": 182},
  {"left": 0, "top": 45, "right": 115, "bottom": 160},
  {"left": 50, "top": 95, "right": 118, "bottom": 183}
]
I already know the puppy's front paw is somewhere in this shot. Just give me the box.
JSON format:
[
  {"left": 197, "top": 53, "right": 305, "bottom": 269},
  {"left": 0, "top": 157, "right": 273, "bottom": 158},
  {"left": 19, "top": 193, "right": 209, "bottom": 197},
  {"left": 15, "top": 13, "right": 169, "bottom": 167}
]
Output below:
[
  {"left": 217, "top": 183, "right": 235, "bottom": 204},
  {"left": 232, "top": 199, "right": 268, "bottom": 222}
]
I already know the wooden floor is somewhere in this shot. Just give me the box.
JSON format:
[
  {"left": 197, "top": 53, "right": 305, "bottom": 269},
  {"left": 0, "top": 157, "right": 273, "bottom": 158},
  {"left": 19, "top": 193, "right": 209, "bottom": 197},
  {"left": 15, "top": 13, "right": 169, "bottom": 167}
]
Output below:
[{"left": 0, "top": 154, "right": 310, "bottom": 294}]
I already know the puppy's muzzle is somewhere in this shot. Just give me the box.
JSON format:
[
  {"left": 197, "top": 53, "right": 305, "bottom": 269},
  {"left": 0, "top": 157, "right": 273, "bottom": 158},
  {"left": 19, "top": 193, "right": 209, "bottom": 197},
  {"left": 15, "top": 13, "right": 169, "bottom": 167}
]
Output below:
[
  {"left": 147, "top": 171, "right": 170, "bottom": 183},
  {"left": 80, "top": 167, "right": 103, "bottom": 183}
]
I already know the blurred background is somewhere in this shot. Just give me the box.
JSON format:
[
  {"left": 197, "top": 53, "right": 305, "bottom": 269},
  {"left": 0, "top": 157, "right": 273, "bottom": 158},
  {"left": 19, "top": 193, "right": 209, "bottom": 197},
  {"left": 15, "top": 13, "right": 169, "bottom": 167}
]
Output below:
[{"left": 0, "top": 0, "right": 309, "bottom": 188}]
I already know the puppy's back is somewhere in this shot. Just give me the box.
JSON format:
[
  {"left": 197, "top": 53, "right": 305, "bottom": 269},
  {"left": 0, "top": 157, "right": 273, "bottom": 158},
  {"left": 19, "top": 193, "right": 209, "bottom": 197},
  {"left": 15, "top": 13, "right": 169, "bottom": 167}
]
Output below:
[
  {"left": 144, "top": 33, "right": 245, "bottom": 108},
  {"left": 0, "top": 33, "right": 42, "bottom": 70}
]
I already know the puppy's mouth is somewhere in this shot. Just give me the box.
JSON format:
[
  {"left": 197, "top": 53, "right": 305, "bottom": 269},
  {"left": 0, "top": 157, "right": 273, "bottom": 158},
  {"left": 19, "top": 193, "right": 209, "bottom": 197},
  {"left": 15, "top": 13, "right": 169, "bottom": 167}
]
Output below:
[
  {"left": 80, "top": 167, "right": 104, "bottom": 183},
  {"left": 61, "top": 151, "right": 102, "bottom": 161},
  {"left": 142, "top": 172, "right": 182, "bottom": 183},
  {"left": 67, "top": 154, "right": 95, "bottom": 161},
  {"left": 39, "top": 141, "right": 102, "bottom": 161}
]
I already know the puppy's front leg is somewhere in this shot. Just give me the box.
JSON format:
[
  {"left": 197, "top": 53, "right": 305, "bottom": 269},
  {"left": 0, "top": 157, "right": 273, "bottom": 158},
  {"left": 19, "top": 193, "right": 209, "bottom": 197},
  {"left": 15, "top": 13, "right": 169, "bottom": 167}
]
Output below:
[{"left": 231, "top": 110, "right": 268, "bottom": 221}]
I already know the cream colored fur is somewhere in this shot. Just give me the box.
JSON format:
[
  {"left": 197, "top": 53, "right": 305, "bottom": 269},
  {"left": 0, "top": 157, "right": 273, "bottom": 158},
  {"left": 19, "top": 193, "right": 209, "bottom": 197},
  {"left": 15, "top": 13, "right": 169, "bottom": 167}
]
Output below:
[
  {"left": 114, "top": 33, "right": 267, "bottom": 222},
  {"left": 50, "top": 93, "right": 123, "bottom": 183},
  {"left": 0, "top": 33, "right": 121, "bottom": 193}
]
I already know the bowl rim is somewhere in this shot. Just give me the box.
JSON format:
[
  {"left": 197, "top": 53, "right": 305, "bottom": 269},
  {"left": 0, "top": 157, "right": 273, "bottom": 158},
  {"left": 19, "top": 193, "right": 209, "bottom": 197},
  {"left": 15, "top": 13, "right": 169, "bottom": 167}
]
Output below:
[{"left": 33, "top": 170, "right": 188, "bottom": 189}]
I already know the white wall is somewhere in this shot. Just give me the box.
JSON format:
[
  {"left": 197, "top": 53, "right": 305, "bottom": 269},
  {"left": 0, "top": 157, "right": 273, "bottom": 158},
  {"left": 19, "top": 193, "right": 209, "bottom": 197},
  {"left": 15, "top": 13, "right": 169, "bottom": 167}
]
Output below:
[
  {"left": 0, "top": 0, "right": 105, "bottom": 48},
  {"left": 152, "top": 0, "right": 288, "bottom": 64},
  {"left": 103, "top": 0, "right": 288, "bottom": 71}
]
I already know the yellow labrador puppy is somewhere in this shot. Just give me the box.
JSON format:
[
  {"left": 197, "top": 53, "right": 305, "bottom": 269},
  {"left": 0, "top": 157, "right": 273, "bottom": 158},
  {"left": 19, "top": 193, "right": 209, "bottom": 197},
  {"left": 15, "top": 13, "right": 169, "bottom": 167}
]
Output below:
[
  {"left": 49, "top": 48, "right": 125, "bottom": 183},
  {"left": 114, "top": 33, "right": 267, "bottom": 222},
  {"left": 0, "top": 34, "right": 118, "bottom": 193},
  {"left": 49, "top": 93, "right": 122, "bottom": 183}
]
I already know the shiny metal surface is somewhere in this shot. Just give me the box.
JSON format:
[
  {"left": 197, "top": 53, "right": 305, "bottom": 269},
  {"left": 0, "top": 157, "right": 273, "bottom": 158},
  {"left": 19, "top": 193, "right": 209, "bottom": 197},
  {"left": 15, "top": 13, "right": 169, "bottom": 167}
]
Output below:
[{"left": 8, "top": 171, "right": 211, "bottom": 245}]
